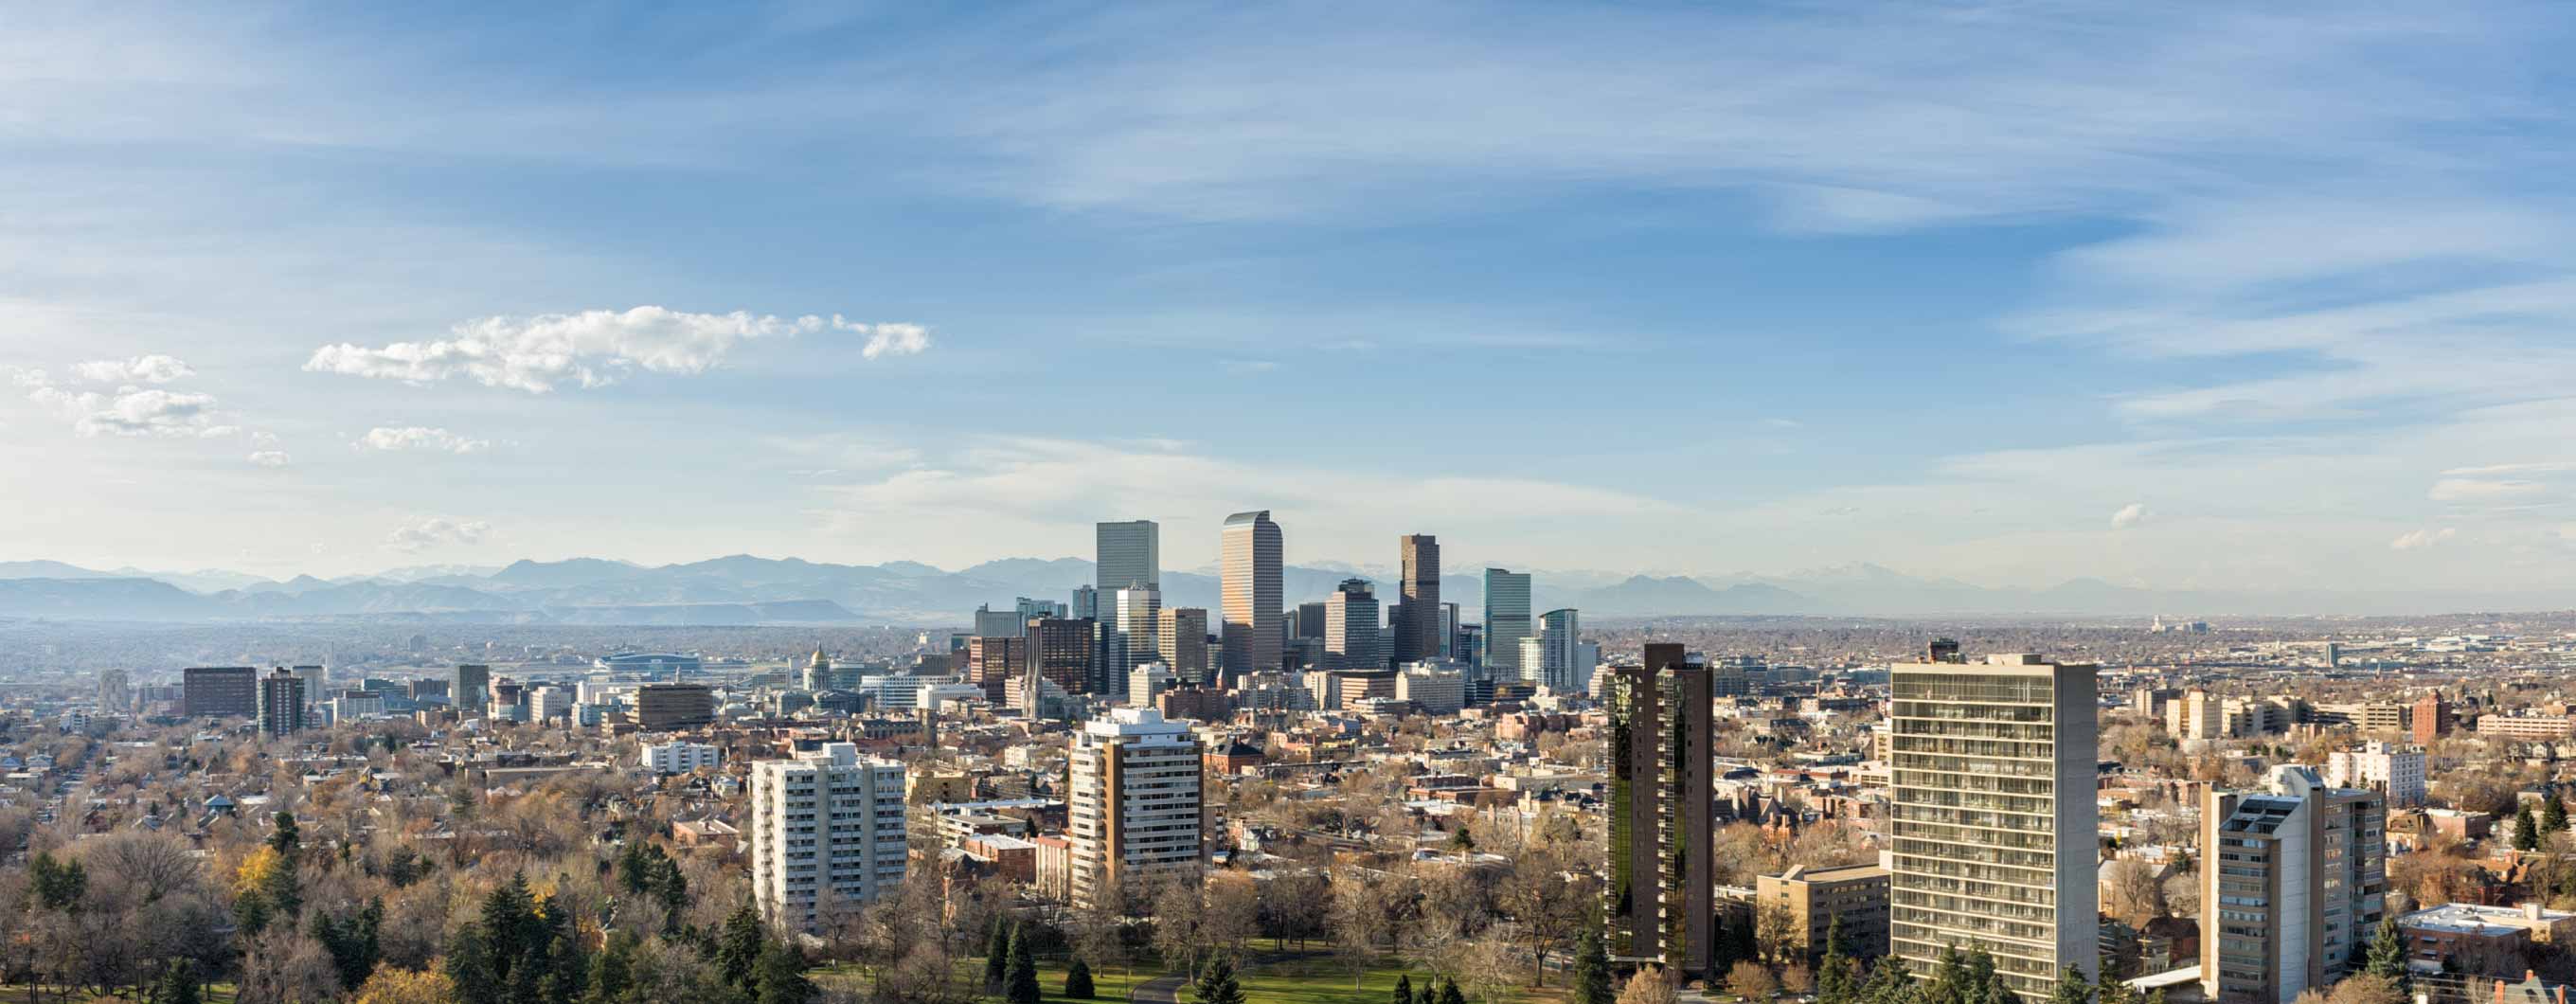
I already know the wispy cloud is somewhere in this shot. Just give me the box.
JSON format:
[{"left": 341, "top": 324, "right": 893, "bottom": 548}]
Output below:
[
  {"left": 247, "top": 450, "right": 291, "bottom": 468},
  {"left": 355, "top": 426, "right": 490, "bottom": 455},
  {"left": 2109, "top": 502, "right": 2149, "bottom": 530},
  {"left": 2390, "top": 528, "right": 2456, "bottom": 550},
  {"left": 384, "top": 516, "right": 491, "bottom": 552},
  {"left": 306, "top": 307, "right": 929, "bottom": 393},
  {"left": 71, "top": 354, "right": 193, "bottom": 385}
]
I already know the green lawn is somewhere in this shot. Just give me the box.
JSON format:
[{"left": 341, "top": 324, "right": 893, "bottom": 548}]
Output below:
[
  {"left": 816, "top": 950, "right": 1567, "bottom": 1004},
  {"left": 816, "top": 956, "right": 1148, "bottom": 1004}
]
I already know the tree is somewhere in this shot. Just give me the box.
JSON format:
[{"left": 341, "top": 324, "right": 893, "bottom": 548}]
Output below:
[
  {"left": 2326, "top": 975, "right": 2406, "bottom": 1004},
  {"left": 2053, "top": 966, "right": 2092, "bottom": 1004},
  {"left": 2548, "top": 792, "right": 2570, "bottom": 834},
  {"left": 720, "top": 905, "right": 768, "bottom": 989},
  {"left": 987, "top": 919, "right": 1012, "bottom": 989},
  {"left": 152, "top": 959, "right": 202, "bottom": 1004},
  {"left": 312, "top": 897, "right": 387, "bottom": 990},
  {"left": 1816, "top": 917, "right": 1860, "bottom": 1004},
  {"left": 1573, "top": 928, "right": 1615, "bottom": 1004},
  {"left": 756, "top": 941, "right": 820, "bottom": 1004},
  {"left": 2097, "top": 968, "right": 2138, "bottom": 1004},
  {"left": 1619, "top": 971, "right": 1678, "bottom": 1004},
  {"left": 1066, "top": 959, "right": 1096, "bottom": 999},
  {"left": 1192, "top": 956, "right": 1247, "bottom": 1004},
  {"left": 2515, "top": 802, "right": 2541, "bottom": 852},
  {"left": 2361, "top": 912, "right": 2408, "bottom": 984},
  {"left": 271, "top": 811, "right": 303, "bottom": 857},
  {"left": 1005, "top": 924, "right": 1042, "bottom": 1004},
  {"left": 1862, "top": 954, "right": 1917, "bottom": 1004},
  {"left": 1397, "top": 974, "right": 1417, "bottom": 1004},
  {"left": 352, "top": 967, "right": 459, "bottom": 1004},
  {"left": 2100, "top": 859, "right": 2167, "bottom": 928},
  {"left": 28, "top": 851, "right": 87, "bottom": 910},
  {"left": 1728, "top": 961, "right": 1780, "bottom": 1001},
  {"left": 1439, "top": 977, "right": 1467, "bottom": 1004}
]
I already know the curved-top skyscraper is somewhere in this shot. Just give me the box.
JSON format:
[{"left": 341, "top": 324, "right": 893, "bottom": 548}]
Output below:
[{"left": 1219, "top": 510, "right": 1281, "bottom": 683}]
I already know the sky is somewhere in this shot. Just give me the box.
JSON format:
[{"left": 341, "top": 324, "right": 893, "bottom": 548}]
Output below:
[{"left": 7, "top": 3, "right": 2576, "bottom": 595}]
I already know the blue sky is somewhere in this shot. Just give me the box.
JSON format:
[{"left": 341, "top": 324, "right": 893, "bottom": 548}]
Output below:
[{"left": 8, "top": 3, "right": 2576, "bottom": 594}]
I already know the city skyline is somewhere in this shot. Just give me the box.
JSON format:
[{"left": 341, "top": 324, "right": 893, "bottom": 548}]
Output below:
[{"left": 8, "top": 7, "right": 2576, "bottom": 595}]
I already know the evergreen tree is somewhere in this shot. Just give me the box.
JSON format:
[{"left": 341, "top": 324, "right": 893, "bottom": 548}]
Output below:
[
  {"left": 27, "top": 852, "right": 86, "bottom": 910},
  {"left": 1861, "top": 954, "right": 1918, "bottom": 1004},
  {"left": 1817, "top": 918, "right": 1859, "bottom": 1004},
  {"left": 2515, "top": 802, "right": 2541, "bottom": 852},
  {"left": 312, "top": 897, "right": 387, "bottom": 989},
  {"left": 1396, "top": 974, "right": 1416, "bottom": 1004},
  {"left": 446, "top": 925, "right": 505, "bottom": 1004},
  {"left": 719, "top": 905, "right": 768, "bottom": 989},
  {"left": 2096, "top": 969, "right": 2137, "bottom": 1004},
  {"left": 1922, "top": 946, "right": 1969, "bottom": 1004},
  {"left": 1007, "top": 924, "right": 1043, "bottom": 1004},
  {"left": 987, "top": 918, "right": 1012, "bottom": 988},
  {"left": 1418, "top": 979, "right": 1438, "bottom": 1004},
  {"left": 756, "top": 941, "right": 820, "bottom": 1004},
  {"left": 152, "top": 959, "right": 202, "bottom": 1004},
  {"left": 2549, "top": 792, "right": 2571, "bottom": 834},
  {"left": 1573, "top": 928, "right": 1616, "bottom": 1004},
  {"left": 2362, "top": 912, "right": 2409, "bottom": 985},
  {"left": 2051, "top": 966, "right": 2091, "bottom": 1004},
  {"left": 1962, "top": 949, "right": 1997, "bottom": 1004},
  {"left": 271, "top": 811, "right": 302, "bottom": 857},
  {"left": 586, "top": 931, "right": 639, "bottom": 1004},
  {"left": 1438, "top": 977, "right": 1466, "bottom": 1004},
  {"left": 1066, "top": 959, "right": 1096, "bottom": 1000},
  {"left": 1192, "top": 957, "right": 1247, "bottom": 1004}
]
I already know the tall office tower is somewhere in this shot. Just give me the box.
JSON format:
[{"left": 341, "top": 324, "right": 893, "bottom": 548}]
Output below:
[
  {"left": 1071, "top": 584, "right": 1100, "bottom": 621},
  {"left": 257, "top": 668, "right": 308, "bottom": 738},
  {"left": 1157, "top": 607, "right": 1211, "bottom": 684},
  {"left": 1220, "top": 511, "right": 1282, "bottom": 682},
  {"left": 1605, "top": 644, "right": 1714, "bottom": 976},
  {"left": 455, "top": 663, "right": 492, "bottom": 712},
  {"left": 750, "top": 743, "right": 907, "bottom": 934},
  {"left": 1887, "top": 651, "right": 2100, "bottom": 998},
  {"left": 1097, "top": 519, "right": 1161, "bottom": 596},
  {"left": 1292, "top": 601, "right": 1327, "bottom": 640},
  {"left": 183, "top": 666, "right": 259, "bottom": 718},
  {"left": 1324, "top": 579, "right": 1385, "bottom": 671},
  {"left": 1018, "top": 596, "right": 1067, "bottom": 621},
  {"left": 1532, "top": 608, "right": 1589, "bottom": 691},
  {"left": 974, "top": 604, "right": 1026, "bottom": 638},
  {"left": 967, "top": 636, "right": 1027, "bottom": 702},
  {"left": 1483, "top": 568, "right": 1533, "bottom": 679},
  {"left": 1394, "top": 535, "right": 1441, "bottom": 663},
  {"left": 1440, "top": 602, "right": 1459, "bottom": 658},
  {"left": 1028, "top": 618, "right": 1099, "bottom": 695},
  {"left": 2201, "top": 765, "right": 2388, "bottom": 1004},
  {"left": 1067, "top": 708, "right": 1205, "bottom": 907},
  {"left": 97, "top": 669, "right": 131, "bottom": 712},
  {"left": 1115, "top": 584, "right": 1162, "bottom": 675},
  {"left": 802, "top": 649, "right": 832, "bottom": 692},
  {"left": 291, "top": 665, "right": 327, "bottom": 709}
]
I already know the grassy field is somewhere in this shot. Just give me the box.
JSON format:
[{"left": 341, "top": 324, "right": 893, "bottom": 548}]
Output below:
[{"left": 812, "top": 950, "right": 1568, "bottom": 1004}]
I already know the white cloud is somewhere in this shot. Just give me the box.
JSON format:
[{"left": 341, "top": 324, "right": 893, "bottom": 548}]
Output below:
[
  {"left": 356, "top": 425, "right": 490, "bottom": 454},
  {"left": 2109, "top": 503, "right": 2149, "bottom": 530},
  {"left": 2428, "top": 477, "right": 2549, "bottom": 503},
  {"left": 28, "top": 382, "right": 228, "bottom": 438},
  {"left": 2444, "top": 461, "right": 2576, "bottom": 476},
  {"left": 305, "top": 307, "right": 930, "bottom": 393},
  {"left": 246, "top": 450, "right": 291, "bottom": 467},
  {"left": 384, "top": 516, "right": 491, "bottom": 552},
  {"left": 70, "top": 353, "right": 193, "bottom": 384},
  {"left": 860, "top": 323, "right": 932, "bottom": 360},
  {"left": 2389, "top": 528, "right": 2456, "bottom": 550}
]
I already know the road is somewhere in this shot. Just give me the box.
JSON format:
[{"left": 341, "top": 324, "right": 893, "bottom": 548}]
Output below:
[{"left": 1133, "top": 974, "right": 1187, "bottom": 1004}]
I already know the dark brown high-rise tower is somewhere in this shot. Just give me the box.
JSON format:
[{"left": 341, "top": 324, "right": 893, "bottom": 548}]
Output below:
[
  {"left": 1394, "top": 534, "right": 1440, "bottom": 664},
  {"left": 1605, "top": 642, "right": 1713, "bottom": 976}
]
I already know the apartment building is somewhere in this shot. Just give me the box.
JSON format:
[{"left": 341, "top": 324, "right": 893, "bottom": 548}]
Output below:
[{"left": 749, "top": 743, "right": 908, "bottom": 933}]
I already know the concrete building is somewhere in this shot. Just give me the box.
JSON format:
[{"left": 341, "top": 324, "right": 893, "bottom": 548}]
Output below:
[
  {"left": 973, "top": 604, "right": 1026, "bottom": 639},
  {"left": 1324, "top": 578, "right": 1384, "bottom": 671},
  {"left": 184, "top": 666, "right": 259, "bottom": 718},
  {"left": 1157, "top": 607, "right": 1211, "bottom": 685},
  {"left": 637, "top": 684, "right": 715, "bottom": 730},
  {"left": 2201, "top": 765, "right": 2388, "bottom": 1004},
  {"left": 1067, "top": 708, "right": 1205, "bottom": 907},
  {"left": 454, "top": 663, "right": 492, "bottom": 713},
  {"left": 1394, "top": 534, "right": 1440, "bottom": 664},
  {"left": 1483, "top": 568, "right": 1532, "bottom": 680},
  {"left": 1532, "top": 608, "right": 1588, "bottom": 693},
  {"left": 1097, "top": 519, "right": 1160, "bottom": 597},
  {"left": 1605, "top": 643, "right": 1714, "bottom": 976},
  {"left": 257, "top": 668, "right": 307, "bottom": 738},
  {"left": 1887, "top": 650, "right": 2100, "bottom": 998},
  {"left": 1028, "top": 617, "right": 1099, "bottom": 695},
  {"left": 749, "top": 744, "right": 907, "bottom": 933},
  {"left": 2475, "top": 713, "right": 2576, "bottom": 741},
  {"left": 1759, "top": 864, "right": 1892, "bottom": 963},
  {"left": 1220, "top": 511, "right": 1282, "bottom": 682},
  {"left": 291, "top": 664, "right": 328, "bottom": 709},
  {"left": 1127, "top": 662, "right": 1176, "bottom": 708},
  {"left": 2413, "top": 693, "right": 2453, "bottom": 745},
  {"left": 528, "top": 685, "right": 572, "bottom": 722},
  {"left": 641, "top": 741, "right": 723, "bottom": 774},
  {"left": 2324, "top": 742, "right": 2427, "bottom": 808},
  {"left": 1396, "top": 664, "right": 1468, "bottom": 715},
  {"left": 1115, "top": 584, "right": 1162, "bottom": 677},
  {"left": 2396, "top": 903, "right": 2576, "bottom": 977},
  {"left": 966, "top": 635, "right": 1027, "bottom": 702}
]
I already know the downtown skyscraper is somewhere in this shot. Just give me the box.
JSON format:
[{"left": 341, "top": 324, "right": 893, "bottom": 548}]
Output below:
[
  {"left": 1605, "top": 643, "right": 1713, "bottom": 977},
  {"left": 1482, "top": 568, "right": 1532, "bottom": 680},
  {"left": 1887, "top": 648, "right": 2100, "bottom": 998},
  {"left": 1220, "top": 510, "right": 1281, "bottom": 682},
  {"left": 1393, "top": 534, "right": 1440, "bottom": 663},
  {"left": 1096, "top": 520, "right": 1160, "bottom": 596}
]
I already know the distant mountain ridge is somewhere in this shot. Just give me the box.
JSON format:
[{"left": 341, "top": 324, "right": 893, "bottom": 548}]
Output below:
[{"left": 0, "top": 554, "right": 2565, "bottom": 623}]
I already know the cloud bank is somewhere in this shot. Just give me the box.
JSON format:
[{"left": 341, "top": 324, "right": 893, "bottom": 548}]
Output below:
[{"left": 305, "top": 307, "right": 931, "bottom": 393}]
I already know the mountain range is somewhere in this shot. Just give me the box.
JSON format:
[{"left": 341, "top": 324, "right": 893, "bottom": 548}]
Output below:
[{"left": 0, "top": 555, "right": 2564, "bottom": 624}]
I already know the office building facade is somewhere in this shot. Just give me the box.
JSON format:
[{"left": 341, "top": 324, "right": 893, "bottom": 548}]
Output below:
[
  {"left": 454, "top": 663, "right": 492, "bottom": 712},
  {"left": 1393, "top": 534, "right": 1440, "bottom": 664},
  {"left": 1028, "top": 617, "right": 1099, "bottom": 695},
  {"left": 1483, "top": 568, "right": 1532, "bottom": 680},
  {"left": 1887, "top": 652, "right": 2100, "bottom": 997},
  {"left": 1605, "top": 643, "right": 1714, "bottom": 976},
  {"left": 184, "top": 666, "right": 259, "bottom": 718},
  {"left": 1220, "top": 511, "right": 1282, "bottom": 682},
  {"left": 1096, "top": 519, "right": 1160, "bottom": 597},
  {"left": 1114, "top": 584, "right": 1161, "bottom": 676},
  {"left": 1533, "top": 607, "right": 1587, "bottom": 692},
  {"left": 1157, "top": 607, "right": 1210, "bottom": 684},
  {"left": 750, "top": 744, "right": 907, "bottom": 933},
  {"left": 1067, "top": 708, "right": 1205, "bottom": 907},
  {"left": 637, "top": 683, "right": 716, "bottom": 730},
  {"left": 1324, "top": 578, "right": 1384, "bottom": 671},
  {"left": 257, "top": 668, "right": 308, "bottom": 738}
]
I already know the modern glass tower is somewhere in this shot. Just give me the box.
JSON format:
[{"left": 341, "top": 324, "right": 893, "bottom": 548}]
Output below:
[
  {"left": 1604, "top": 643, "right": 1712, "bottom": 977},
  {"left": 1096, "top": 520, "right": 1160, "bottom": 596},
  {"left": 1394, "top": 534, "right": 1440, "bottom": 663},
  {"left": 1324, "top": 578, "right": 1384, "bottom": 671},
  {"left": 1482, "top": 568, "right": 1532, "bottom": 680},
  {"left": 1220, "top": 511, "right": 1281, "bottom": 682},
  {"left": 1887, "top": 649, "right": 2100, "bottom": 998}
]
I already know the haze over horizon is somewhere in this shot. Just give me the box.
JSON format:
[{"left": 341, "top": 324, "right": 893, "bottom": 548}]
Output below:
[{"left": 9, "top": 5, "right": 2576, "bottom": 600}]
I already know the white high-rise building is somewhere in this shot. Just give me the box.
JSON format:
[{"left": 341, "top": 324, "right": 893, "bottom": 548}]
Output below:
[
  {"left": 640, "top": 741, "right": 722, "bottom": 774},
  {"left": 1532, "top": 608, "right": 1588, "bottom": 692},
  {"left": 1220, "top": 511, "right": 1282, "bottom": 682},
  {"left": 1483, "top": 568, "right": 1532, "bottom": 680},
  {"left": 1127, "top": 662, "right": 1175, "bottom": 707},
  {"left": 1097, "top": 520, "right": 1160, "bottom": 597},
  {"left": 750, "top": 743, "right": 907, "bottom": 933},
  {"left": 1067, "top": 708, "right": 1205, "bottom": 907},
  {"left": 2323, "top": 741, "right": 2426, "bottom": 808},
  {"left": 1887, "top": 651, "right": 2100, "bottom": 998}
]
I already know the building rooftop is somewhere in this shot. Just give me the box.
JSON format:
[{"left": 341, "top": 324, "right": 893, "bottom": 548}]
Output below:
[{"left": 2401, "top": 903, "right": 2575, "bottom": 935}]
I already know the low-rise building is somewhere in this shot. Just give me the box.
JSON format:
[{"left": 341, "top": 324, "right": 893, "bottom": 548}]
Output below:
[{"left": 1757, "top": 864, "right": 1891, "bottom": 962}]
